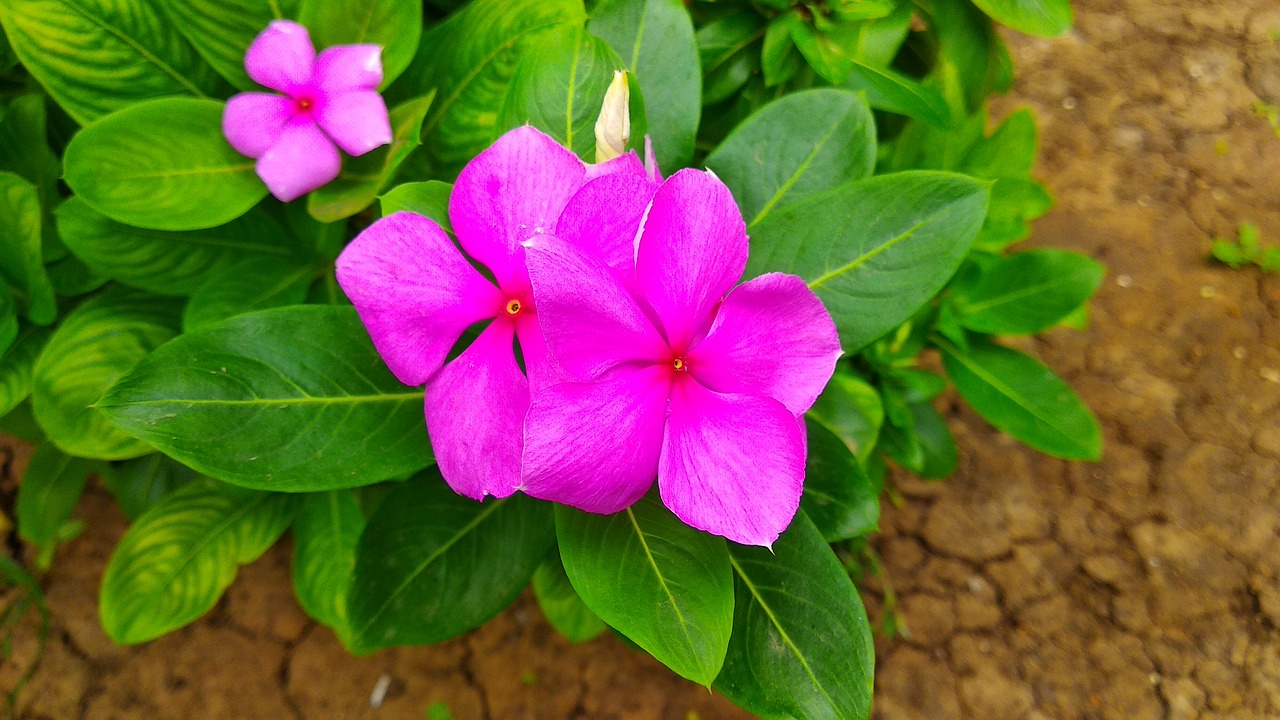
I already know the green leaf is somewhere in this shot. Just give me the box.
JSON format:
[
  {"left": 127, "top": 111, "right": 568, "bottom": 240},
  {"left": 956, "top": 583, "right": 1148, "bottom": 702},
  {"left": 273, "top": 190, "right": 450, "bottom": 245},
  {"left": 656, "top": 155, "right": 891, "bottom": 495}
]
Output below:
[
  {"left": 938, "top": 337, "right": 1101, "bottom": 460},
  {"left": 909, "top": 401, "right": 958, "bottom": 479},
  {"left": 380, "top": 181, "right": 453, "bottom": 232},
  {"left": 588, "top": 0, "right": 700, "bottom": 167},
  {"left": 307, "top": 92, "right": 435, "bottom": 222},
  {"left": 498, "top": 25, "right": 625, "bottom": 161},
  {"left": 0, "top": 95, "right": 61, "bottom": 207},
  {"left": 0, "top": 325, "right": 52, "bottom": 418},
  {"left": 760, "top": 15, "right": 804, "bottom": 88},
  {"left": 972, "top": 177, "right": 1053, "bottom": 251},
  {"left": 532, "top": 546, "right": 606, "bottom": 644},
  {"left": 848, "top": 2, "right": 914, "bottom": 66},
  {"left": 748, "top": 171, "right": 989, "bottom": 352},
  {"left": 182, "top": 256, "right": 314, "bottom": 332},
  {"left": 845, "top": 62, "right": 953, "bottom": 128},
  {"left": 161, "top": 0, "right": 300, "bottom": 90},
  {"left": 99, "top": 478, "right": 298, "bottom": 644},
  {"left": 16, "top": 444, "right": 95, "bottom": 549},
  {"left": 969, "top": 0, "right": 1071, "bottom": 37},
  {"left": 347, "top": 472, "right": 554, "bottom": 650},
  {"left": 706, "top": 89, "right": 875, "bottom": 228},
  {"left": 800, "top": 418, "right": 879, "bottom": 541},
  {"left": 960, "top": 108, "right": 1037, "bottom": 179},
  {"left": 696, "top": 10, "right": 765, "bottom": 105},
  {"left": 0, "top": 172, "right": 56, "bottom": 324},
  {"left": 297, "top": 0, "right": 421, "bottom": 87},
  {"left": 56, "top": 198, "right": 295, "bottom": 297},
  {"left": 808, "top": 371, "right": 884, "bottom": 465},
  {"left": 394, "top": 0, "right": 585, "bottom": 174},
  {"left": 64, "top": 98, "right": 268, "bottom": 231},
  {"left": 556, "top": 495, "right": 733, "bottom": 685},
  {"left": 292, "top": 489, "right": 364, "bottom": 640},
  {"left": 0, "top": 0, "right": 227, "bottom": 125},
  {"left": 98, "top": 305, "right": 433, "bottom": 491},
  {"left": 101, "top": 453, "right": 198, "bottom": 520},
  {"left": 714, "top": 511, "right": 874, "bottom": 720},
  {"left": 952, "top": 249, "right": 1104, "bottom": 335},
  {"left": 46, "top": 254, "right": 109, "bottom": 296},
  {"left": 33, "top": 288, "right": 180, "bottom": 460},
  {"left": 0, "top": 279, "right": 18, "bottom": 355}
]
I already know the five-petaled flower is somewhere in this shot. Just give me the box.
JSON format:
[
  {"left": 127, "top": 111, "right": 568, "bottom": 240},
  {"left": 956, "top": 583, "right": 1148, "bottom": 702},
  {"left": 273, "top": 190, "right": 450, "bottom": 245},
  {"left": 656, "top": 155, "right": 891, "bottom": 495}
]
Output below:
[
  {"left": 520, "top": 170, "right": 842, "bottom": 547},
  {"left": 223, "top": 20, "right": 392, "bottom": 202},
  {"left": 334, "top": 126, "right": 657, "bottom": 502}
]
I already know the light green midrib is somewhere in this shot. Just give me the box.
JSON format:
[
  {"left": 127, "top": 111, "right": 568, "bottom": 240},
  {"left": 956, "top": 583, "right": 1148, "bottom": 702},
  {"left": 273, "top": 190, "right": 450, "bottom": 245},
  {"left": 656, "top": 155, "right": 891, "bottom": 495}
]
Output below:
[
  {"left": 625, "top": 507, "right": 699, "bottom": 661},
  {"left": 957, "top": 273, "right": 1085, "bottom": 315},
  {"left": 749, "top": 116, "right": 846, "bottom": 228},
  {"left": 353, "top": 499, "right": 506, "bottom": 640},
  {"left": 108, "top": 162, "right": 256, "bottom": 181},
  {"left": 53, "top": 0, "right": 208, "bottom": 98},
  {"left": 101, "top": 391, "right": 423, "bottom": 409},
  {"left": 627, "top": 4, "right": 647, "bottom": 69},
  {"left": 728, "top": 553, "right": 839, "bottom": 712},
  {"left": 807, "top": 217, "right": 933, "bottom": 290},
  {"left": 564, "top": 30, "right": 582, "bottom": 148}
]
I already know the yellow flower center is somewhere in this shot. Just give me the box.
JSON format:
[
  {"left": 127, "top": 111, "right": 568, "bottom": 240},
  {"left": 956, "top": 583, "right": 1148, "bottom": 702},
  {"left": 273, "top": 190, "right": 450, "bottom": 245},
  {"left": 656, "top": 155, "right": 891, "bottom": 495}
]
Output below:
[
  {"left": 505, "top": 299, "right": 522, "bottom": 316},
  {"left": 673, "top": 357, "right": 686, "bottom": 371}
]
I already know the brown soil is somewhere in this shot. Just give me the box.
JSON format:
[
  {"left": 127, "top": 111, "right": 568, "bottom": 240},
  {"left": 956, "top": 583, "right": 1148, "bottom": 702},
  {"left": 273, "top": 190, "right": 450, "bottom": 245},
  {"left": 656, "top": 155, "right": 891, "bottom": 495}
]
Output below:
[{"left": 5, "top": 0, "right": 1280, "bottom": 717}]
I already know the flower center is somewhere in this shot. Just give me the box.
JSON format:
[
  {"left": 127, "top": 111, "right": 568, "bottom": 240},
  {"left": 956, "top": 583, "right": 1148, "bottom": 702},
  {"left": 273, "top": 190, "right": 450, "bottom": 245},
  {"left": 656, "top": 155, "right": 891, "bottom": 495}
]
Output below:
[
  {"left": 505, "top": 299, "right": 522, "bottom": 316},
  {"left": 672, "top": 357, "right": 688, "bottom": 372}
]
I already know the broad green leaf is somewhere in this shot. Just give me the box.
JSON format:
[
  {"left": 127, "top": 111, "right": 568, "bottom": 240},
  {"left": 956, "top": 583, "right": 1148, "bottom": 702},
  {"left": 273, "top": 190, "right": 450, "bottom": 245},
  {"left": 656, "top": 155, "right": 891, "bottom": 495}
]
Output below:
[
  {"left": 556, "top": 496, "right": 733, "bottom": 685},
  {"left": 800, "top": 418, "right": 879, "bottom": 542},
  {"left": 0, "top": 279, "right": 17, "bottom": 354},
  {"left": 938, "top": 338, "right": 1101, "bottom": 460},
  {"left": 307, "top": 92, "right": 435, "bottom": 222},
  {"left": 808, "top": 371, "right": 884, "bottom": 465},
  {"left": 32, "top": 288, "right": 180, "bottom": 460},
  {"left": 714, "top": 511, "right": 874, "bottom": 720},
  {"left": 0, "top": 0, "right": 227, "bottom": 124},
  {"left": 969, "top": 0, "right": 1071, "bottom": 37},
  {"left": 532, "top": 546, "right": 606, "bottom": 644},
  {"left": 102, "top": 453, "right": 198, "bottom": 520},
  {"left": 0, "top": 326, "right": 52, "bottom": 418},
  {"left": 99, "top": 305, "right": 433, "bottom": 491},
  {"left": 161, "top": 0, "right": 300, "bottom": 90},
  {"left": 0, "top": 172, "right": 56, "bottom": 324},
  {"left": 45, "top": 254, "right": 109, "bottom": 296},
  {"left": 748, "top": 171, "right": 989, "bottom": 352},
  {"left": 16, "top": 444, "right": 94, "bottom": 549},
  {"left": 909, "top": 401, "right": 958, "bottom": 478},
  {"left": 706, "top": 89, "right": 875, "bottom": 228},
  {"left": 589, "top": 0, "right": 700, "bottom": 167},
  {"left": 961, "top": 108, "right": 1037, "bottom": 179},
  {"left": 394, "top": 0, "right": 585, "bottom": 174},
  {"left": 697, "top": 10, "right": 765, "bottom": 105},
  {"left": 0, "top": 402, "right": 44, "bottom": 443},
  {"left": 297, "top": 0, "right": 421, "bottom": 87},
  {"left": 64, "top": 98, "right": 268, "bottom": 231},
  {"left": 347, "top": 473, "right": 554, "bottom": 650},
  {"left": 380, "top": 181, "right": 452, "bottom": 231},
  {"left": 56, "top": 198, "right": 295, "bottom": 297},
  {"left": 498, "top": 25, "right": 624, "bottom": 161},
  {"left": 845, "top": 61, "right": 953, "bottom": 128},
  {"left": 972, "top": 177, "right": 1053, "bottom": 252},
  {"left": 918, "top": 0, "right": 999, "bottom": 113},
  {"left": 182, "top": 256, "right": 314, "bottom": 332},
  {"left": 849, "top": 1, "right": 914, "bottom": 66},
  {"left": 100, "top": 478, "right": 298, "bottom": 644},
  {"left": 292, "top": 489, "right": 364, "bottom": 640},
  {"left": 0, "top": 95, "right": 60, "bottom": 206},
  {"left": 760, "top": 15, "right": 805, "bottom": 88},
  {"left": 952, "top": 249, "right": 1104, "bottom": 335}
]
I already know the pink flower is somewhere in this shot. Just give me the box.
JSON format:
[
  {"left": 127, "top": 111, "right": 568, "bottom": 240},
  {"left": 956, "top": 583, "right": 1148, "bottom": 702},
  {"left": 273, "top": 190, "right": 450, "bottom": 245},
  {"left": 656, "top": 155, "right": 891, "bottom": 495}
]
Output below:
[
  {"left": 521, "top": 170, "right": 842, "bottom": 546},
  {"left": 334, "top": 127, "right": 657, "bottom": 501},
  {"left": 223, "top": 20, "right": 392, "bottom": 202}
]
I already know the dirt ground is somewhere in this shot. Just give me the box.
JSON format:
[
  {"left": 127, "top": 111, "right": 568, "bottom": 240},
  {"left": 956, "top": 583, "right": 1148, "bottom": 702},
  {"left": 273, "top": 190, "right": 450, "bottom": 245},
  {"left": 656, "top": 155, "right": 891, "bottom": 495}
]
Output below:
[{"left": 5, "top": 0, "right": 1280, "bottom": 717}]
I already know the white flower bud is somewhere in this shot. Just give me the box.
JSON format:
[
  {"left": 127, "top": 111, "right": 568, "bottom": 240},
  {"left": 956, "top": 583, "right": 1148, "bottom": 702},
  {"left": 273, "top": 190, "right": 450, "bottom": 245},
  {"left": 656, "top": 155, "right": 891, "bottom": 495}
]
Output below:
[{"left": 594, "top": 70, "right": 631, "bottom": 163}]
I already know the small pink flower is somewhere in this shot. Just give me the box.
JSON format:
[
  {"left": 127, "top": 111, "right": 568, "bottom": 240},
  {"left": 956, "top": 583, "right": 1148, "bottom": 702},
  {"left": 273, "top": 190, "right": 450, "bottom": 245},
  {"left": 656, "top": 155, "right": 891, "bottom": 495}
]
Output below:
[
  {"left": 521, "top": 169, "right": 843, "bottom": 547},
  {"left": 223, "top": 20, "right": 392, "bottom": 202}
]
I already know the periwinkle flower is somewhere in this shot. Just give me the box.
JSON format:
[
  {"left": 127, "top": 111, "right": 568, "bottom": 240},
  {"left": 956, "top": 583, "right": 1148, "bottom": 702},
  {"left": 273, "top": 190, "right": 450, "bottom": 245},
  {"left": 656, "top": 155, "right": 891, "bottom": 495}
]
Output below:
[
  {"left": 335, "top": 127, "right": 657, "bottom": 501},
  {"left": 521, "top": 169, "right": 842, "bottom": 547},
  {"left": 223, "top": 20, "right": 392, "bottom": 202}
]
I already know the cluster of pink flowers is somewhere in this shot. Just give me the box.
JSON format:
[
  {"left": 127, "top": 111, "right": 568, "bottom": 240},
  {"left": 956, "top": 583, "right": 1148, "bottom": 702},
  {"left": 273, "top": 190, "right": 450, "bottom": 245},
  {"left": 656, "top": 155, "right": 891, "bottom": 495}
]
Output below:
[{"left": 224, "top": 21, "right": 841, "bottom": 546}]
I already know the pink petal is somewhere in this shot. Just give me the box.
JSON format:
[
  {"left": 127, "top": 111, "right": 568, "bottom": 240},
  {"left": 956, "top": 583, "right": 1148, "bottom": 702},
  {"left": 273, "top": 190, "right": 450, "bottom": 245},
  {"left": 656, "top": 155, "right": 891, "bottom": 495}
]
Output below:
[
  {"left": 659, "top": 377, "right": 805, "bottom": 547},
  {"left": 255, "top": 118, "right": 342, "bottom": 202},
  {"left": 643, "top": 136, "right": 663, "bottom": 183},
  {"left": 554, "top": 171, "right": 658, "bottom": 279},
  {"left": 314, "top": 44, "right": 383, "bottom": 93},
  {"left": 315, "top": 89, "right": 392, "bottom": 156},
  {"left": 336, "top": 212, "right": 502, "bottom": 386},
  {"left": 523, "top": 233, "right": 667, "bottom": 381},
  {"left": 687, "top": 273, "right": 842, "bottom": 415},
  {"left": 245, "top": 20, "right": 316, "bottom": 94},
  {"left": 425, "top": 320, "right": 528, "bottom": 501},
  {"left": 449, "top": 126, "right": 586, "bottom": 290},
  {"left": 634, "top": 169, "right": 748, "bottom": 352},
  {"left": 223, "top": 92, "right": 296, "bottom": 158},
  {"left": 521, "top": 365, "right": 669, "bottom": 513},
  {"left": 584, "top": 150, "right": 645, "bottom": 180}
]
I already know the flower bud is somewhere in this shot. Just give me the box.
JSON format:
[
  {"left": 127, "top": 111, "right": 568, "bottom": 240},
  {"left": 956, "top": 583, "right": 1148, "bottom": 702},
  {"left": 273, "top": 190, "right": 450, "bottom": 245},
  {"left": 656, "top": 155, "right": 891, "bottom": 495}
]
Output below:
[{"left": 594, "top": 70, "right": 631, "bottom": 163}]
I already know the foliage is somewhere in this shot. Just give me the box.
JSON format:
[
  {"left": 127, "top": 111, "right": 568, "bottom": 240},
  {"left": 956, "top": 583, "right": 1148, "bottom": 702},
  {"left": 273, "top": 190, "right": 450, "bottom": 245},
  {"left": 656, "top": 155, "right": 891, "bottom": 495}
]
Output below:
[
  {"left": 0, "top": 0, "right": 1089, "bottom": 716},
  {"left": 1212, "top": 221, "right": 1280, "bottom": 272}
]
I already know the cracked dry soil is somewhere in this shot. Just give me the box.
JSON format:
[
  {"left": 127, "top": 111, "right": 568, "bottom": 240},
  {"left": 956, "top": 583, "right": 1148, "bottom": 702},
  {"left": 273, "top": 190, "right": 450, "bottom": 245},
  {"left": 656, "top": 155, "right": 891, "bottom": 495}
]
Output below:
[{"left": 4, "top": 0, "right": 1280, "bottom": 717}]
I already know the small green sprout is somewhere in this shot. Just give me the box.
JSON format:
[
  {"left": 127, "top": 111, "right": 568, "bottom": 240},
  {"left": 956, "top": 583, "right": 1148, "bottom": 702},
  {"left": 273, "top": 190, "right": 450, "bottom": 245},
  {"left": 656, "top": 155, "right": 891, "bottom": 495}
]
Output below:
[{"left": 1212, "top": 222, "right": 1280, "bottom": 272}]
